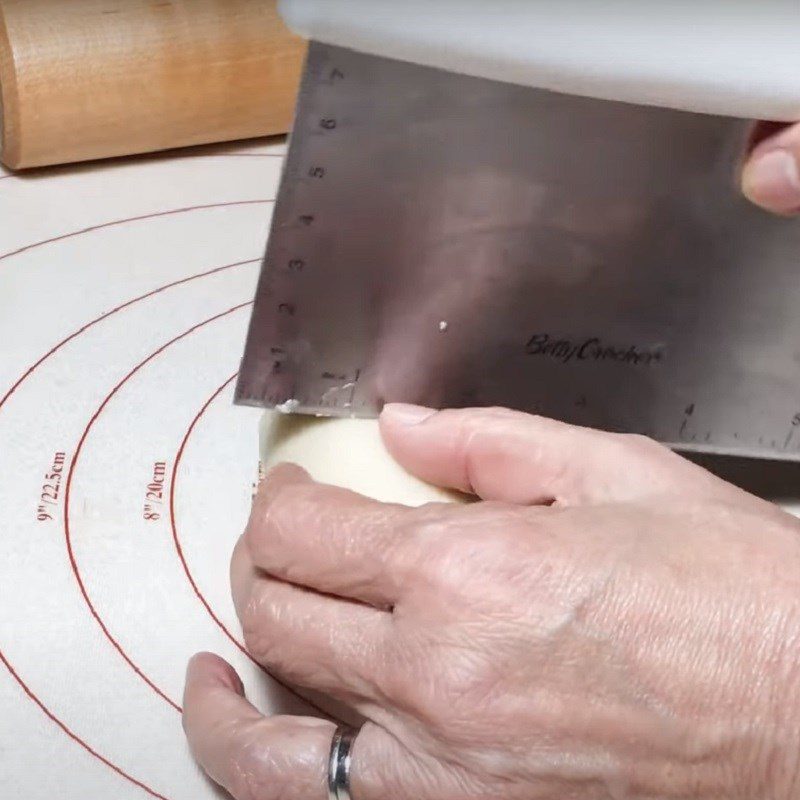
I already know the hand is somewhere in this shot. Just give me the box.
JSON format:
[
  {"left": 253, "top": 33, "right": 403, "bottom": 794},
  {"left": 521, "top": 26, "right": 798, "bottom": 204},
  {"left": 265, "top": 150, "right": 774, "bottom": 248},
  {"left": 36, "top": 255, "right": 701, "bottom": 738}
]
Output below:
[
  {"left": 742, "top": 122, "right": 800, "bottom": 215},
  {"left": 183, "top": 406, "right": 800, "bottom": 800}
]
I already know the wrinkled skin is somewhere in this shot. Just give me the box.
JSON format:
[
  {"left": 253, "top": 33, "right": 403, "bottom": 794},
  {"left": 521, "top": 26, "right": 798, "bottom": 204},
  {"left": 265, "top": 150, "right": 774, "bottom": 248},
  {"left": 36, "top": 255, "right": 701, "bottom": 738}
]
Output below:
[{"left": 183, "top": 405, "right": 800, "bottom": 800}]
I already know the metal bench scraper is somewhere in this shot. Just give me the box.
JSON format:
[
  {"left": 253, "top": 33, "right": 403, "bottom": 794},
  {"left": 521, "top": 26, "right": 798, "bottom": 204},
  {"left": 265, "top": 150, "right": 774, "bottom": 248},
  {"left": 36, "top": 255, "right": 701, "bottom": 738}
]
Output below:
[{"left": 235, "top": 1, "right": 800, "bottom": 460}]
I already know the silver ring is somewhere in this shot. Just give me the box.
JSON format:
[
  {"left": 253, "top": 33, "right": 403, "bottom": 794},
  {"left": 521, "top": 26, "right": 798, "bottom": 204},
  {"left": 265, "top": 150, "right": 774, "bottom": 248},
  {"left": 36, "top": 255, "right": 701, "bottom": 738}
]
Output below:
[{"left": 327, "top": 724, "right": 359, "bottom": 800}]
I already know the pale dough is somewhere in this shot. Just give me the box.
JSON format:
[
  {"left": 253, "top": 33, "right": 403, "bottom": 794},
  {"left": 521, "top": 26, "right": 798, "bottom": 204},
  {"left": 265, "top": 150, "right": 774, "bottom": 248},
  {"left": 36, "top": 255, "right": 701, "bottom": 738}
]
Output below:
[{"left": 260, "top": 412, "right": 464, "bottom": 505}]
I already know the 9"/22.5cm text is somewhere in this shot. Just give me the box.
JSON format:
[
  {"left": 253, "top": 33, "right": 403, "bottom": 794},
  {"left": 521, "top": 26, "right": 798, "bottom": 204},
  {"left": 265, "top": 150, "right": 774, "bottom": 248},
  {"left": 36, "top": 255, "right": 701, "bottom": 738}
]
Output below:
[{"left": 36, "top": 452, "right": 66, "bottom": 522}]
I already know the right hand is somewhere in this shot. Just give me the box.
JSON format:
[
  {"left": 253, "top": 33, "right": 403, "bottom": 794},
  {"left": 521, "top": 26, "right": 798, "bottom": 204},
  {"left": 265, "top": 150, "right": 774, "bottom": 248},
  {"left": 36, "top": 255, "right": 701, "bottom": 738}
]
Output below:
[{"left": 183, "top": 406, "right": 800, "bottom": 800}]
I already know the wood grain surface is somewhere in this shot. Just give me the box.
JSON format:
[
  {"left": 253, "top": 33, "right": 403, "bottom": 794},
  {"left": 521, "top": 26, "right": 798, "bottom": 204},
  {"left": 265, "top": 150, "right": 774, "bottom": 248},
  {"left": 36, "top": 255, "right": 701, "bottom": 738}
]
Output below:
[{"left": 0, "top": 0, "right": 305, "bottom": 169}]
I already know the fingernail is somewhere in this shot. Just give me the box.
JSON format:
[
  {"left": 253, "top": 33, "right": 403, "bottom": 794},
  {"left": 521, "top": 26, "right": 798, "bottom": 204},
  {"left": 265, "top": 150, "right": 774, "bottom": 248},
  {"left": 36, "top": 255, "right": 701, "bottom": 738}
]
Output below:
[
  {"left": 742, "top": 148, "right": 800, "bottom": 213},
  {"left": 383, "top": 403, "right": 437, "bottom": 426}
]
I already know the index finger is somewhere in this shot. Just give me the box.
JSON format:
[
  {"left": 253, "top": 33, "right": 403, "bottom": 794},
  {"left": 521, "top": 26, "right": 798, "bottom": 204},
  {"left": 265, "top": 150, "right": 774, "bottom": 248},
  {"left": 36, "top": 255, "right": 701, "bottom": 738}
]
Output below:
[{"left": 245, "top": 464, "right": 417, "bottom": 608}]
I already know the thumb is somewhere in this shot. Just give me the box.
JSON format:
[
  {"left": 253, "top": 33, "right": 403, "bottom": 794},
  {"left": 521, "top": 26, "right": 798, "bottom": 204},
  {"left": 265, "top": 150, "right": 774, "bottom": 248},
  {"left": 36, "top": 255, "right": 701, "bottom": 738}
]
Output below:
[
  {"left": 379, "top": 404, "right": 721, "bottom": 507},
  {"left": 741, "top": 122, "right": 800, "bottom": 215}
]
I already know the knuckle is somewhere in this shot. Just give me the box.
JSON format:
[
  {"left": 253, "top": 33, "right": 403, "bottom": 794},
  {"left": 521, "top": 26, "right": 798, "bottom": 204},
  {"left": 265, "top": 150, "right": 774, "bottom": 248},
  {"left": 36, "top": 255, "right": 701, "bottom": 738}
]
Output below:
[
  {"left": 395, "top": 503, "right": 445, "bottom": 548},
  {"left": 389, "top": 650, "right": 495, "bottom": 742},
  {"left": 401, "top": 524, "right": 454, "bottom": 588},
  {"left": 453, "top": 405, "right": 520, "bottom": 438},
  {"left": 399, "top": 504, "right": 509, "bottom": 597},
  {"left": 402, "top": 547, "right": 465, "bottom": 611},
  {"left": 439, "top": 405, "right": 517, "bottom": 441},
  {"left": 467, "top": 405, "right": 519, "bottom": 421},
  {"left": 240, "top": 595, "right": 283, "bottom": 668},
  {"left": 406, "top": 504, "right": 451, "bottom": 543},
  {"left": 611, "top": 431, "right": 668, "bottom": 460}
]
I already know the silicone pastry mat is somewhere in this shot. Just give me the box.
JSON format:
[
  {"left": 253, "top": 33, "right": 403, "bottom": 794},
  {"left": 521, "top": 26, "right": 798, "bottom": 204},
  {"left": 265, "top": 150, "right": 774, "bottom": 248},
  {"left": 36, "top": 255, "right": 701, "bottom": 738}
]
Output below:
[
  {"left": 3, "top": 134, "right": 800, "bottom": 800},
  {"left": 0, "top": 139, "right": 321, "bottom": 799}
]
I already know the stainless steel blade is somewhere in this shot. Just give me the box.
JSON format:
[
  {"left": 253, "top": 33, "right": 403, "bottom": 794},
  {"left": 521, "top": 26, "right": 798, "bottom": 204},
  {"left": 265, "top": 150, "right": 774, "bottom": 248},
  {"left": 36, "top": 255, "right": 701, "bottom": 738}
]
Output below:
[{"left": 236, "top": 42, "right": 800, "bottom": 461}]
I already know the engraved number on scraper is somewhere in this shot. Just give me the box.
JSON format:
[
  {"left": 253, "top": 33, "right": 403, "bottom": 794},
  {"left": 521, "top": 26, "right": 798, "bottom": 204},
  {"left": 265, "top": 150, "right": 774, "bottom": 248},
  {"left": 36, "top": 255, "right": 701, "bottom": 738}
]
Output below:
[
  {"left": 784, "top": 414, "right": 800, "bottom": 449},
  {"left": 242, "top": 53, "right": 370, "bottom": 413}
]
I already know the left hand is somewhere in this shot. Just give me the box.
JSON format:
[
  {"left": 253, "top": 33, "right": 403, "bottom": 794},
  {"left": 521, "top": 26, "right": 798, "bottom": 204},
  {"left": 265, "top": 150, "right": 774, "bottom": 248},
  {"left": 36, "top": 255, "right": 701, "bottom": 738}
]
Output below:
[
  {"left": 183, "top": 405, "right": 800, "bottom": 800},
  {"left": 742, "top": 121, "right": 800, "bottom": 215}
]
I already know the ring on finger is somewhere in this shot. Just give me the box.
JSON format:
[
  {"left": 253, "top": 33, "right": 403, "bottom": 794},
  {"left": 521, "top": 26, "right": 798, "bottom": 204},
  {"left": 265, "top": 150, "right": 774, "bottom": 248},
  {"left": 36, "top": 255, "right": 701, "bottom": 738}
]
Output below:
[{"left": 327, "top": 724, "right": 359, "bottom": 800}]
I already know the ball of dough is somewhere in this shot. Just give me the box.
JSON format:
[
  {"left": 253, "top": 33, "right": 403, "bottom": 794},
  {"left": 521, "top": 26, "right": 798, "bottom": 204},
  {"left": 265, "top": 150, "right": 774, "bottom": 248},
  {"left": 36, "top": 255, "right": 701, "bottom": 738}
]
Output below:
[{"left": 260, "top": 412, "right": 465, "bottom": 505}]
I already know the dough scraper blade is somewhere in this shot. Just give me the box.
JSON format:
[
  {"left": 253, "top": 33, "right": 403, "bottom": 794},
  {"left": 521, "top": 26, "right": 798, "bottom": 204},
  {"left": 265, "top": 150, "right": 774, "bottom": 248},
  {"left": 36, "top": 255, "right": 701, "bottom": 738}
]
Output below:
[{"left": 236, "top": 42, "right": 800, "bottom": 462}]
